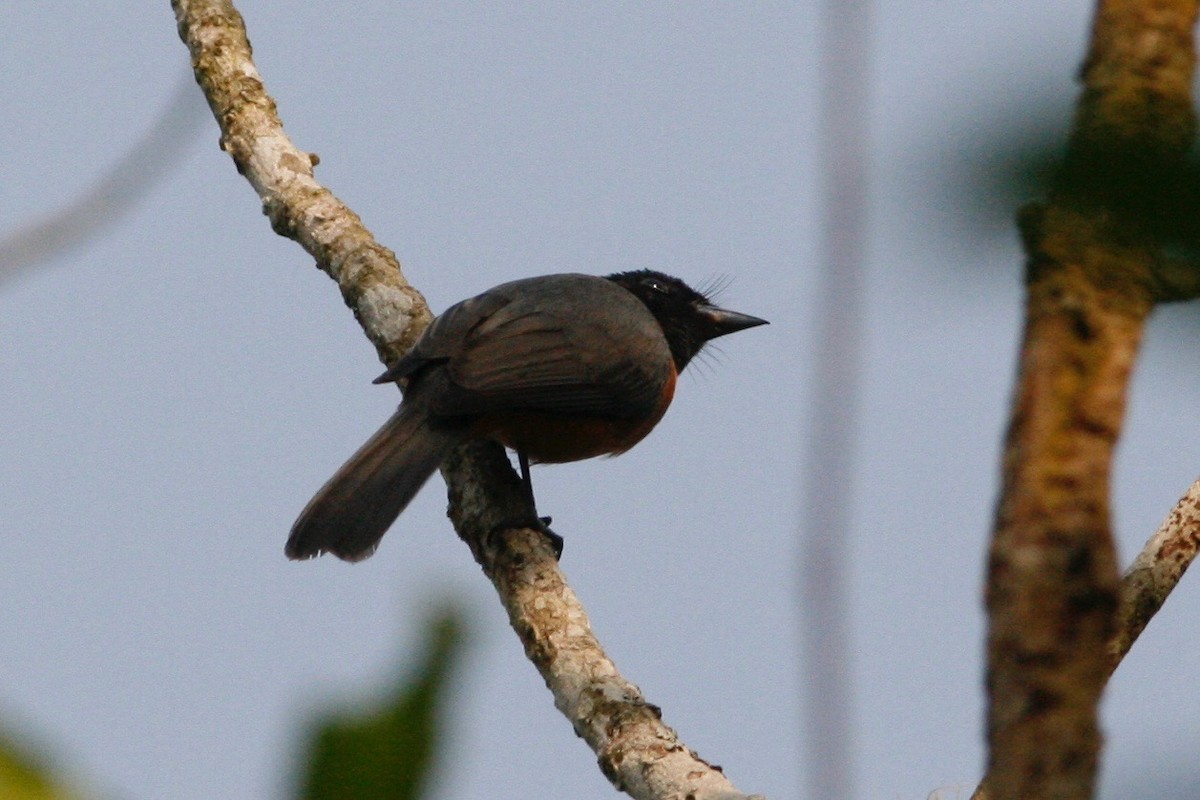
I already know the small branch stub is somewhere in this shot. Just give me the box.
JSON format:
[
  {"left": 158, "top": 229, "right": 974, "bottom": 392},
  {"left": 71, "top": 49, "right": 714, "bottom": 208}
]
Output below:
[{"left": 1110, "top": 478, "right": 1200, "bottom": 668}]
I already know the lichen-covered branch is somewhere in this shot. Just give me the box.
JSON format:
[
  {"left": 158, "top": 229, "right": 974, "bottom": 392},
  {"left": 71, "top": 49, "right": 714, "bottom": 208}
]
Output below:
[
  {"left": 171, "top": 0, "right": 429, "bottom": 363},
  {"left": 171, "top": 2, "right": 757, "bottom": 797},
  {"left": 443, "top": 441, "right": 762, "bottom": 800},
  {"left": 979, "top": 2, "right": 1199, "bottom": 799}
]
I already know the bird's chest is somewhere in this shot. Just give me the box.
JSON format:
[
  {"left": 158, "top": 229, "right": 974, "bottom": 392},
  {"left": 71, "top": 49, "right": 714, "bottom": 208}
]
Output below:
[{"left": 473, "top": 367, "right": 677, "bottom": 464}]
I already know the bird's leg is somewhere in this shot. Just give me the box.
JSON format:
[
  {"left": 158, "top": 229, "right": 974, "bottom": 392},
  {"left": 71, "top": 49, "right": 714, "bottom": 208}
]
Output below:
[
  {"left": 517, "top": 450, "right": 562, "bottom": 558},
  {"left": 517, "top": 451, "right": 535, "bottom": 507},
  {"left": 516, "top": 451, "right": 552, "bottom": 526}
]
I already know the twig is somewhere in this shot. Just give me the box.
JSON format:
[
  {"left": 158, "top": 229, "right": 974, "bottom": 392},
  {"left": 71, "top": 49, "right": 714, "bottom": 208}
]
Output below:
[
  {"left": 1109, "top": 478, "right": 1200, "bottom": 669},
  {"left": 171, "top": 2, "right": 759, "bottom": 797}
]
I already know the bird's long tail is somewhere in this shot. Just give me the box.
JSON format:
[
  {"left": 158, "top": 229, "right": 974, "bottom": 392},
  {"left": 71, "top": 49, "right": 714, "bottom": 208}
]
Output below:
[{"left": 286, "top": 404, "right": 462, "bottom": 562}]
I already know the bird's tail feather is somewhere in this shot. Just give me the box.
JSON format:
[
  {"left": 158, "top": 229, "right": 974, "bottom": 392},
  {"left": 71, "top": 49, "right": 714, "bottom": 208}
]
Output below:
[{"left": 286, "top": 405, "right": 461, "bottom": 562}]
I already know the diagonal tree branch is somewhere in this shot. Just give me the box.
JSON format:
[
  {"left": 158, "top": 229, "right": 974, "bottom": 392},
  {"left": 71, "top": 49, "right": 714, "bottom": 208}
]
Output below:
[
  {"left": 171, "top": 2, "right": 760, "bottom": 797},
  {"left": 171, "top": 0, "right": 430, "bottom": 363},
  {"left": 977, "top": 2, "right": 1199, "bottom": 799}
]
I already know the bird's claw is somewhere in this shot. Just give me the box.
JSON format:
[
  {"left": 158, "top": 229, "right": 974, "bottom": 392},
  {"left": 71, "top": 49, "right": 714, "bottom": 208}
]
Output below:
[{"left": 541, "top": 525, "right": 564, "bottom": 560}]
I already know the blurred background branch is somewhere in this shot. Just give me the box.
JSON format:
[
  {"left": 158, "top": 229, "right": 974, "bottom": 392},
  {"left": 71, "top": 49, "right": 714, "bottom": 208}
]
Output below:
[
  {"left": 799, "top": 2, "right": 871, "bottom": 799},
  {"left": 0, "top": 74, "right": 205, "bottom": 288},
  {"left": 979, "top": 2, "right": 1200, "bottom": 799}
]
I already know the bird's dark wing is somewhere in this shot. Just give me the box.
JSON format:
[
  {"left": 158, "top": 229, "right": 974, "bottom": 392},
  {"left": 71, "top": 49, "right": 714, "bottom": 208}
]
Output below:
[{"left": 417, "top": 278, "right": 673, "bottom": 421}]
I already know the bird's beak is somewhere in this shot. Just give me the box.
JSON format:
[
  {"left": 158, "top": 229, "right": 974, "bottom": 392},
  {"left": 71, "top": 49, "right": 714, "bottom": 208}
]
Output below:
[{"left": 698, "top": 304, "right": 769, "bottom": 339}]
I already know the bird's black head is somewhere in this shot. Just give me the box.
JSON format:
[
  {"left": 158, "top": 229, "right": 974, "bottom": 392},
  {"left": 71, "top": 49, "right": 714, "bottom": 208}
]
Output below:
[{"left": 606, "top": 269, "right": 768, "bottom": 370}]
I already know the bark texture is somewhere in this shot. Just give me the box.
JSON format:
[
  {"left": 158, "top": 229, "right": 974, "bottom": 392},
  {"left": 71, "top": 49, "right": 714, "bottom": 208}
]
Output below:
[{"left": 978, "top": 2, "right": 1200, "bottom": 799}]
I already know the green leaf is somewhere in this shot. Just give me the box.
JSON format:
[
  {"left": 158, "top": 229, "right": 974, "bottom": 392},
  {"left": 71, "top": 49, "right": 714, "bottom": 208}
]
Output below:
[
  {"left": 294, "top": 604, "right": 468, "bottom": 800},
  {"left": 0, "top": 728, "right": 77, "bottom": 800}
]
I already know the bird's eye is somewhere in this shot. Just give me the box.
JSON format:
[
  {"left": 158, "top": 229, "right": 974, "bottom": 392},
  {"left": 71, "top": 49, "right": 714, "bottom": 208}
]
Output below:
[{"left": 642, "top": 277, "right": 669, "bottom": 294}]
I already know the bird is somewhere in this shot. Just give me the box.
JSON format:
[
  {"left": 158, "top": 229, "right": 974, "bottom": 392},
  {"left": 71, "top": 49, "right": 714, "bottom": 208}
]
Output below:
[{"left": 286, "top": 270, "right": 767, "bottom": 562}]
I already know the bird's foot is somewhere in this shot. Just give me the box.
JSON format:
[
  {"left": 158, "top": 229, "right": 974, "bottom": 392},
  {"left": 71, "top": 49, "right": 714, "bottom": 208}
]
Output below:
[{"left": 539, "top": 521, "right": 563, "bottom": 560}]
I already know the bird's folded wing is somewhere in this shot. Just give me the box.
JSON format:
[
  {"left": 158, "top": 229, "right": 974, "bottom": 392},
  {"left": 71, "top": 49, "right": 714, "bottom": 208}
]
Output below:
[{"left": 434, "top": 306, "right": 664, "bottom": 420}]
